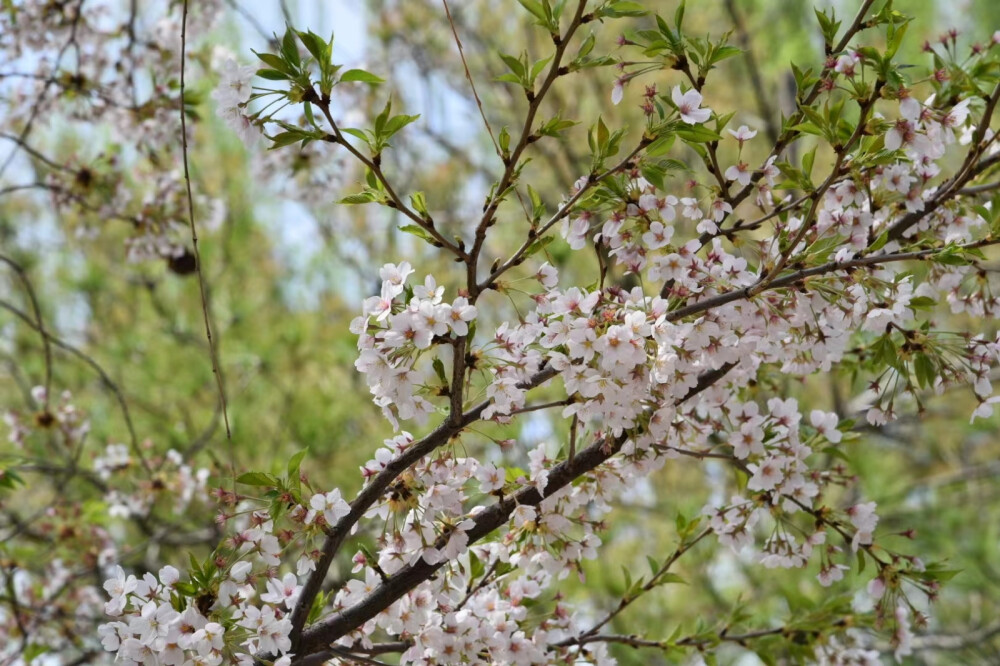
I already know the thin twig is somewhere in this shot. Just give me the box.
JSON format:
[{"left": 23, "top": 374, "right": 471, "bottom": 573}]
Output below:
[
  {"left": 0, "top": 256, "right": 53, "bottom": 410},
  {"left": 0, "top": 297, "right": 152, "bottom": 474},
  {"left": 0, "top": 0, "right": 85, "bottom": 181},
  {"left": 290, "top": 365, "right": 741, "bottom": 659},
  {"left": 441, "top": 0, "right": 500, "bottom": 158},
  {"left": 564, "top": 527, "right": 712, "bottom": 643},
  {"left": 887, "top": 83, "right": 1000, "bottom": 242},
  {"left": 442, "top": 0, "right": 531, "bottom": 220},
  {"left": 180, "top": 0, "right": 231, "bottom": 440},
  {"left": 467, "top": 0, "right": 590, "bottom": 298}
]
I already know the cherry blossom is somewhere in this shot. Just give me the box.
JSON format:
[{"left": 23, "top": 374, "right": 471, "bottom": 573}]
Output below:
[
  {"left": 4, "top": 2, "right": 997, "bottom": 664},
  {"left": 671, "top": 85, "right": 712, "bottom": 124}
]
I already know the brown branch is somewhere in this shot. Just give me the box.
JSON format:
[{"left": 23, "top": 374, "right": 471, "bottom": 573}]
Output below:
[
  {"left": 562, "top": 527, "right": 712, "bottom": 644},
  {"left": 442, "top": 0, "right": 532, "bottom": 222},
  {"left": 287, "top": 364, "right": 559, "bottom": 649},
  {"left": 663, "top": 236, "right": 1000, "bottom": 323},
  {"left": 0, "top": 132, "right": 76, "bottom": 174},
  {"left": 467, "top": 0, "right": 590, "bottom": 299},
  {"left": 282, "top": 228, "right": 998, "bottom": 657},
  {"left": 958, "top": 180, "right": 1000, "bottom": 196},
  {"left": 292, "top": 363, "right": 739, "bottom": 660},
  {"left": 905, "top": 621, "right": 1000, "bottom": 652},
  {"left": 313, "top": 100, "right": 467, "bottom": 260},
  {"left": 566, "top": 620, "right": 832, "bottom": 651},
  {"left": 478, "top": 138, "right": 649, "bottom": 294},
  {"left": 886, "top": 83, "right": 1000, "bottom": 242},
  {"left": 294, "top": 430, "right": 631, "bottom": 656}
]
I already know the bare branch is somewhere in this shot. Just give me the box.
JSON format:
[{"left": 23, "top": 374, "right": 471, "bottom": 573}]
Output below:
[{"left": 180, "top": 0, "right": 232, "bottom": 440}]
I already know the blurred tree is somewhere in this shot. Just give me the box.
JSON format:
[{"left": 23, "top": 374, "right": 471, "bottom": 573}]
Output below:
[{"left": 2, "top": 0, "right": 1000, "bottom": 664}]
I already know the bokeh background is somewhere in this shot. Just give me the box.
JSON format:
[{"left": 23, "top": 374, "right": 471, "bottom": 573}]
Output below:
[{"left": 2, "top": 0, "right": 1000, "bottom": 663}]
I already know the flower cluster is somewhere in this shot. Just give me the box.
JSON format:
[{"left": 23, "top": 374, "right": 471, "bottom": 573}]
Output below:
[
  {"left": 352, "top": 262, "right": 478, "bottom": 428},
  {"left": 3, "top": 1, "right": 998, "bottom": 665}
]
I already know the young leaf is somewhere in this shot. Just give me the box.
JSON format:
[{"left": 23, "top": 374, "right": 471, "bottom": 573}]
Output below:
[
  {"left": 340, "top": 69, "right": 385, "bottom": 85},
  {"left": 236, "top": 471, "right": 279, "bottom": 487},
  {"left": 287, "top": 448, "right": 308, "bottom": 479}
]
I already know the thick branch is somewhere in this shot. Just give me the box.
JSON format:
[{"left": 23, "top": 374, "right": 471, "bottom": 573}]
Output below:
[
  {"left": 287, "top": 365, "right": 559, "bottom": 647},
  {"left": 293, "top": 363, "right": 739, "bottom": 659}
]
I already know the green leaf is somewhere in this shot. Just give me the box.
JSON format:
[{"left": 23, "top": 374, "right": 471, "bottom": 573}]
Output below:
[
  {"left": 709, "top": 45, "right": 742, "bottom": 66},
  {"left": 287, "top": 448, "right": 308, "bottom": 479},
  {"left": 654, "top": 572, "right": 687, "bottom": 586},
  {"left": 886, "top": 19, "right": 909, "bottom": 59},
  {"left": 868, "top": 230, "right": 889, "bottom": 253},
  {"left": 599, "top": 1, "right": 648, "bottom": 18},
  {"left": 307, "top": 590, "right": 328, "bottom": 624},
  {"left": 374, "top": 98, "right": 393, "bottom": 136},
  {"left": 596, "top": 116, "right": 610, "bottom": 149},
  {"left": 675, "top": 125, "right": 722, "bottom": 143},
  {"left": 789, "top": 121, "right": 823, "bottom": 136},
  {"left": 523, "top": 234, "right": 554, "bottom": 258},
  {"left": 469, "top": 548, "right": 485, "bottom": 579},
  {"left": 0, "top": 468, "right": 23, "bottom": 491},
  {"left": 410, "top": 191, "right": 428, "bottom": 217},
  {"left": 339, "top": 192, "right": 377, "bottom": 205},
  {"left": 922, "top": 564, "right": 962, "bottom": 582},
  {"left": 398, "top": 224, "right": 437, "bottom": 244},
  {"left": 914, "top": 353, "right": 935, "bottom": 390},
  {"left": 527, "top": 184, "right": 544, "bottom": 217},
  {"left": 821, "top": 445, "right": 851, "bottom": 463},
  {"left": 340, "top": 127, "right": 371, "bottom": 144},
  {"left": 517, "top": 0, "right": 548, "bottom": 23},
  {"left": 645, "top": 133, "right": 676, "bottom": 157},
  {"left": 297, "top": 29, "right": 329, "bottom": 64},
  {"left": 641, "top": 162, "right": 667, "bottom": 189},
  {"left": 383, "top": 114, "right": 420, "bottom": 137},
  {"left": 256, "top": 68, "right": 289, "bottom": 81},
  {"left": 529, "top": 55, "right": 553, "bottom": 84},
  {"left": 268, "top": 131, "right": 307, "bottom": 149},
  {"left": 933, "top": 249, "right": 971, "bottom": 266},
  {"left": 538, "top": 116, "right": 578, "bottom": 138},
  {"left": 498, "top": 52, "right": 526, "bottom": 79},
  {"left": 432, "top": 357, "right": 448, "bottom": 383},
  {"left": 802, "top": 145, "right": 817, "bottom": 180},
  {"left": 505, "top": 467, "right": 527, "bottom": 484},
  {"left": 23, "top": 644, "right": 49, "bottom": 662},
  {"left": 340, "top": 69, "right": 385, "bottom": 85},
  {"left": 499, "top": 126, "right": 511, "bottom": 154},
  {"left": 236, "top": 471, "right": 279, "bottom": 487},
  {"left": 281, "top": 29, "right": 301, "bottom": 68},
  {"left": 253, "top": 51, "right": 294, "bottom": 75},
  {"left": 908, "top": 296, "right": 936, "bottom": 310}
]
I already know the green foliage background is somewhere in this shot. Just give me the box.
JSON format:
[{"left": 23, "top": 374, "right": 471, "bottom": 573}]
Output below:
[{"left": 2, "top": 0, "right": 1000, "bottom": 663}]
